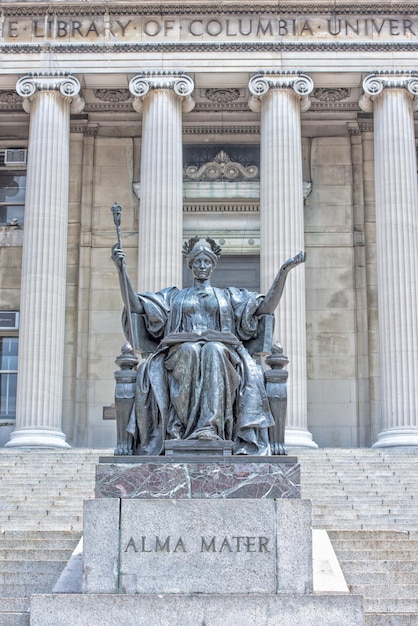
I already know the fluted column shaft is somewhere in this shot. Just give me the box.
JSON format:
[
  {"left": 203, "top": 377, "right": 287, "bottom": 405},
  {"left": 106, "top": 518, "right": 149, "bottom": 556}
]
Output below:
[
  {"left": 130, "top": 73, "right": 194, "bottom": 291},
  {"left": 6, "top": 74, "right": 84, "bottom": 448},
  {"left": 361, "top": 73, "right": 418, "bottom": 447},
  {"left": 249, "top": 72, "right": 317, "bottom": 448}
]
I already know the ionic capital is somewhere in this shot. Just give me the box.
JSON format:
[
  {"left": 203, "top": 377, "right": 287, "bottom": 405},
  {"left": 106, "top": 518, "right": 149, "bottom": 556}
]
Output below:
[
  {"left": 360, "top": 71, "right": 418, "bottom": 113},
  {"left": 248, "top": 71, "right": 314, "bottom": 113},
  {"left": 129, "top": 72, "right": 195, "bottom": 113},
  {"left": 16, "top": 73, "right": 84, "bottom": 114}
]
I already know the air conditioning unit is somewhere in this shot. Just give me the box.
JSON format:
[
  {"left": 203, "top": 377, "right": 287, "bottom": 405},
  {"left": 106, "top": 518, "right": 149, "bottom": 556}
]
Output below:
[
  {"left": 0, "top": 311, "right": 19, "bottom": 330},
  {"left": 5, "top": 149, "right": 27, "bottom": 167}
]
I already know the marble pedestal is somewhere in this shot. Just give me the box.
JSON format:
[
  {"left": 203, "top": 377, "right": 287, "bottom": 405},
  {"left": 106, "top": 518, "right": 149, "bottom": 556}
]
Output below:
[{"left": 30, "top": 457, "right": 364, "bottom": 625}]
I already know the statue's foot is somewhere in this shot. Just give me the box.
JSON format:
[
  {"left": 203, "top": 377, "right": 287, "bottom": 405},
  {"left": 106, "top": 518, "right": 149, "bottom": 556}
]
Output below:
[
  {"left": 114, "top": 444, "right": 133, "bottom": 455},
  {"left": 188, "top": 428, "right": 222, "bottom": 441}
]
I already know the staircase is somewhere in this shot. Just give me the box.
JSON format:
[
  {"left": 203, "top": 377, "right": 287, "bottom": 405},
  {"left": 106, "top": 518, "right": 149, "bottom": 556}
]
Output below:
[
  {"left": 298, "top": 448, "right": 418, "bottom": 626},
  {"left": 0, "top": 449, "right": 106, "bottom": 625},
  {"left": 0, "top": 448, "right": 417, "bottom": 625}
]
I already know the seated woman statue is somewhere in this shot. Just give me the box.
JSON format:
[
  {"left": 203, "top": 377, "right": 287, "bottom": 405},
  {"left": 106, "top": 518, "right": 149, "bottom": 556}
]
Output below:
[{"left": 112, "top": 236, "right": 304, "bottom": 456}]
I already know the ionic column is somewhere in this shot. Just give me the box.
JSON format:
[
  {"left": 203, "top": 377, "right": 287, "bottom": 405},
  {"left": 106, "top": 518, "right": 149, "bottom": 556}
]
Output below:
[
  {"left": 6, "top": 73, "right": 84, "bottom": 448},
  {"left": 249, "top": 71, "right": 317, "bottom": 448},
  {"left": 129, "top": 72, "right": 194, "bottom": 291},
  {"left": 360, "top": 72, "right": 418, "bottom": 447}
]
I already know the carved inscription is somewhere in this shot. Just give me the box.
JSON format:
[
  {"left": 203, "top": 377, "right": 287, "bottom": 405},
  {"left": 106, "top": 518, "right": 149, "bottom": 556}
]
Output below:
[
  {"left": 124, "top": 535, "right": 271, "bottom": 554},
  {"left": 2, "top": 15, "right": 418, "bottom": 43}
]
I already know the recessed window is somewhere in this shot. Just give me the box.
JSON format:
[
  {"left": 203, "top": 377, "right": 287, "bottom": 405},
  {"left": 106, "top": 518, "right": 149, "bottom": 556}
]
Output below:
[
  {"left": 0, "top": 337, "right": 18, "bottom": 420},
  {"left": 0, "top": 170, "right": 26, "bottom": 226}
]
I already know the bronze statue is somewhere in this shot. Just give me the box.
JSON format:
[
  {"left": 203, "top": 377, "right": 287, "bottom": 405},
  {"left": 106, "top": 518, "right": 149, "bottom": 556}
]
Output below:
[{"left": 112, "top": 224, "right": 305, "bottom": 456}]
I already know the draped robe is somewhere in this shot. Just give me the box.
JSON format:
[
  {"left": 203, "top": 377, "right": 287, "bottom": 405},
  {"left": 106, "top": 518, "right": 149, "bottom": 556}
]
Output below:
[{"left": 125, "top": 285, "right": 274, "bottom": 455}]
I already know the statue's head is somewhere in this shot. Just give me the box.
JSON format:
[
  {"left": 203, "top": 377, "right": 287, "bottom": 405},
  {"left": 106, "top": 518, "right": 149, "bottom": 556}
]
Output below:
[{"left": 182, "top": 236, "right": 222, "bottom": 270}]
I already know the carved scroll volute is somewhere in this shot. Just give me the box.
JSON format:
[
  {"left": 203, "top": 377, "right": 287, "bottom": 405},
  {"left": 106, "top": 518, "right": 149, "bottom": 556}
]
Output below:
[
  {"left": 248, "top": 72, "right": 314, "bottom": 113},
  {"left": 360, "top": 72, "right": 418, "bottom": 113},
  {"left": 129, "top": 72, "right": 195, "bottom": 113},
  {"left": 16, "top": 73, "right": 84, "bottom": 114}
]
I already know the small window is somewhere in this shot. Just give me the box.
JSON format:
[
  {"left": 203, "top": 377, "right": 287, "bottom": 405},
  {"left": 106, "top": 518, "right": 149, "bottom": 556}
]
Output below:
[
  {"left": 0, "top": 170, "right": 26, "bottom": 226},
  {"left": 0, "top": 337, "right": 18, "bottom": 419}
]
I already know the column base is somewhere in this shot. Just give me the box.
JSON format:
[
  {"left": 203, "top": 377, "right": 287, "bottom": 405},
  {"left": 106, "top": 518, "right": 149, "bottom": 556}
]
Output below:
[
  {"left": 5, "top": 428, "right": 71, "bottom": 449},
  {"left": 285, "top": 428, "right": 318, "bottom": 449},
  {"left": 372, "top": 427, "right": 418, "bottom": 448}
]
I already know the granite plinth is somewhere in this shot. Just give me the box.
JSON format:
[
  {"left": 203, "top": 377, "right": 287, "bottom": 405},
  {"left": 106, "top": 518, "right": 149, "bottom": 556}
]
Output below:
[
  {"left": 83, "top": 498, "right": 312, "bottom": 595},
  {"left": 95, "top": 456, "right": 300, "bottom": 499},
  {"left": 31, "top": 593, "right": 364, "bottom": 626}
]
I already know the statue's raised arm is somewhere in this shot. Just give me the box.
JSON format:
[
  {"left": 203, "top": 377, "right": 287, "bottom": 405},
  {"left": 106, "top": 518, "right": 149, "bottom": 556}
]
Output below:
[{"left": 257, "top": 251, "right": 306, "bottom": 316}]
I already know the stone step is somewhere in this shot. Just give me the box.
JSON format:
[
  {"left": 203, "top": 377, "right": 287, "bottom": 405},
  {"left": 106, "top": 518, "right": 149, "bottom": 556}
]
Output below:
[
  {"left": 366, "top": 612, "right": 418, "bottom": 625},
  {"left": 0, "top": 531, "right": 81, "bottom": 540},
  {"left": 365, "top": 598, "right": 418, "bottom": 613},
  {"left": 330, "top": 539, "right": 418, "bottom": 550},
  {"left": 335, "top": 549, "right": 418, "bottom": 560},
  {"left": 0, "top": 598, "right": 29, "bottom": 613},
  {"left": 0, "top": 551, "right": 73, "bottom": 563},
  {"left": 336, "top": 560, "right": 418, "bottom": 574},
  {"left": 0, "top": 613, "right": 29, "bottom": 626},
  {"left": 0, "top": 538, "right": 78, "bottom": 553},
  {"left": 346, "top": 572, "right": 418, "bottom": 584},
  {"left": 0, "top": 572, "right": 65, "bottom": 596},
  {"left": 348, "top": 583, "right": 418, "bottom": 599}
]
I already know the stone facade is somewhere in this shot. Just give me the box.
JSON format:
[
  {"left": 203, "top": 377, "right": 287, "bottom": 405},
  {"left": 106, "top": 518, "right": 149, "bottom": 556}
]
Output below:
[{"left": 0, "top": 0, "right": 417, "bottom": 450}]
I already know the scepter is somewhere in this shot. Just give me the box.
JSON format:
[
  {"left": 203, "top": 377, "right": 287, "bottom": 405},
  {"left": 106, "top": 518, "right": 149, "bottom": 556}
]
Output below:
[{"left": 111, "top": 202, "right": 136, "bottom": 352}]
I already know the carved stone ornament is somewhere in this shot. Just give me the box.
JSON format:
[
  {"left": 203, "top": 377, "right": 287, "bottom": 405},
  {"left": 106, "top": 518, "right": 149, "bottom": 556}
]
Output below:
[
  {"left": 184, "top": 150, "right": 259, "bottom": 182},
  {"left": 0, "top": 91, "right": 22, "bottom": 105},
  {"left": 94, "top": 89, "right": 131, "bottom": 103},
  {"left": 360, "top": 71, "right": 418, "bottom": 113},
  {"left": 313, "top": 88, "right": 350, "bottom": 102},
  {"left": 248, "top": 71, "right": 314, "bottom": 113},
  {"left": 16, "top": 73, "right": 84, "bottom": 114},
  {"left": 204, "top": 88, "right": 241, "bottom": 103},
  {"left": 129, "top": 71, "right": 195, "bottom": 113}
]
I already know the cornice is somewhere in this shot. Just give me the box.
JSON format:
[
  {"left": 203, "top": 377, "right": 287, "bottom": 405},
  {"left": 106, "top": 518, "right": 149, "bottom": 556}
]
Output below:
[
  {"left": 1, "top": 40, "right": 418, "bottom": 54},
  {"left": 1, "top": 4, "right": 417, "bottom": 17}
]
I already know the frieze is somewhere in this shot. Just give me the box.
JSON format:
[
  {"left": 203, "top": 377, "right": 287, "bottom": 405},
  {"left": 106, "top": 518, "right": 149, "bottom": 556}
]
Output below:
[{"left": 2, "top": 12, "right": 418, "bottom": 44}]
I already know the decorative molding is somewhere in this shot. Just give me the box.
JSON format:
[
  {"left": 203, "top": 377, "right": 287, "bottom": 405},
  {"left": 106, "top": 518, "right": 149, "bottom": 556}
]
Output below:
[
  {"left": 194, "top": 102, "right": 249, "bottom": 112},
  {"left": 0, "top": 91, "right": 22, "bottom": 105},
  {"left": 2, "top": 4, "right": 418, "bottom": 17},
  {"left": 360, "top": 71, "right": 418, "bottom": 112},
  {"left": 309, "top": 102, "right": 359, "bottom": 111},
  {"left": 183, "top": 125, "right": 260, "bottom": 135},
  {"left": 184, "top": 150, "right": 259, "bottom": 182},
  {"left": 70, "top": 124, "right": 87, "bottom": 134},
  {"left": 357, "top": 117, "right": 374, "bottom": 133},
  {"left": 183, "top": 202, "right": 259, "bottom": 213},
  {"left": 94, "top": 88, "right": 131, "bottom": 102},
  {"left": 16, "top": 73, "right": 84, "bottom": 114},
  {"left": 129, "top": 71, "right": 195, "bottom": 113},
  {"left": 347, "top": 122, "right": 361, "bottom": 136},
  {"left": 313, "top": 87, "right": 350, "bottom": 102},
  {"left": 2, "top": 41, "right": 418, "bottom": 55},
  {"left": 84, "top": 103, "right": 136, "bottom": 113},
  {"left": 248, "top": 71, "right": 314, "bottom": 113},
  {"left": 204, "top": 88, "right": 241, "bottom": 104}
]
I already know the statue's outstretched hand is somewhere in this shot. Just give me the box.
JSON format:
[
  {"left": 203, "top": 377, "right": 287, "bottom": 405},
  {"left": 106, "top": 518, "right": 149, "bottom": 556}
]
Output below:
[
  {"left": 281, "top": 251, "right": 306, "bottom": 272},
  {"left": 111, "top": 243, "right": 125, "bottom": 269}
]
